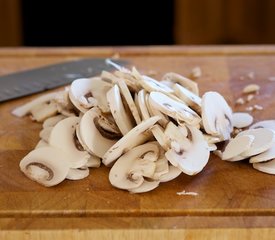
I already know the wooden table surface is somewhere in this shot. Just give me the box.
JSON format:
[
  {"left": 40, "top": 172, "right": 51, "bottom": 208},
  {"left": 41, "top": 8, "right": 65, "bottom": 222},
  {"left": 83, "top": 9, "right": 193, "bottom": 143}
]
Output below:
[{"left": 1, "top": 46, "right": 275, "bottom": 239}]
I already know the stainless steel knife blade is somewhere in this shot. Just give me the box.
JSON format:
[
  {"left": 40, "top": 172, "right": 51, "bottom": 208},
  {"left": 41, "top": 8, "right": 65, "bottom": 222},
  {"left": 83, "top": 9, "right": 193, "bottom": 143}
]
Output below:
[{"left": 0, "top": 58, "right": 128, "bottom": 102}]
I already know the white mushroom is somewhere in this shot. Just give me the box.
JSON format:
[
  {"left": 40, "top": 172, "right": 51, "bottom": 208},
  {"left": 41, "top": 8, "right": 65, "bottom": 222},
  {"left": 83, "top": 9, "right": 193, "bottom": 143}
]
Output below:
[
  {"left": 49, "top": 117, "right": 90, "bottom": 168},
  {"left": 250, "top": 120, "right": 275, "bottom": 131},
  {"left": 201, "top": 91, "right": 233, "bottom": 140},
  {"left": 69, "top": 77, "right": 112, "bottom": 113},
  {"left": 137, "top": 89, "right": 150, "bottom": 120},
  {"left": 151, "top": 124, "right": 170, "bottom": 151},
  {"left": 250, "top": 145, "right": 275, "bottom": 163},
  {"left": 42, "top": 115, "right": 66, "bottom": 128},
  {"left": 162, "top": 72, "right": 199, "bottom": 95},
  {"left": 129, "top": 180, "right": 160, "bottom": 193},
  {"left": 165, "top": 125, "right": 210, "bottom": 175},
  {"left": 158, "top": 165, "right": 182, "bottom": 182},
  {"left": 232, "top": 112, "right": 253, "bottom": 129},
  {"left": 138, "top": 75, "right": 174, "bottom": 94},
  {"left": 66, "top": 167, "right": 89, "bottom": 180},
  {"left": 173, "top": 83, "right": 202, "bottom": 113},
  {"left": 39, "top": 127, "right": 53, "bottom": 143},
  {"left": 79, "top": 107, "right": 120, "bottom": 158},
  {"left": 12, "top": 91, "right": 61, "bottom": 117},
  {"left": 19, "top": 146, "right": 70, "bottom": 187},
  {"left": 107, "top": 84, "right": 135, "bottom": 135},
  {"left": 222, "top": 135, "right": 255, "bottom": 160},
  {"left": 102, "top": 116, "right": 160, "bottom": 166},
  {"left": 35, "top": 139, "right": 48, "bottom": 149},
  {"left": 109, "top": 142, "right": 159, "bottom": 191},
  {"left": 149, "top": 91, "right": 201, "bottom": 126},
  {"left": 237, "top": 128, "right": 275, "bottom": 157},
  {"left": 253, "top": 159, "right": 275, "bottom": 175},
  {"left": 30, "top": 101, "right": 59, "bottom": 122}
]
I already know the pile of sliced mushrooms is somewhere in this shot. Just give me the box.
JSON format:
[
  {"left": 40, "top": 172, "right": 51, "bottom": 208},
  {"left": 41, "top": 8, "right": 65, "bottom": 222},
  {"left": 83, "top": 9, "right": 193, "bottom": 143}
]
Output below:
[{"left": 12, "top": 60, "right": 275, "bottom": 193}]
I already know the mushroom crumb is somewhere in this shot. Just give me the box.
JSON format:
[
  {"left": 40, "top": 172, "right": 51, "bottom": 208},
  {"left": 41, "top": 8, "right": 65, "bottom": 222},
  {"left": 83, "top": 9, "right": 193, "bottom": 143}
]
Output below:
[
  {"left": 190, "top": 67, "right": 202, "bottom": 79},
  {"left": 242, "top": 84, "right": 260, "bottom": 94},
  {"left": 176, "top": 190, "right": 198, "bottom": 196},
  {"left": 235, "top": 97, "right": 245, "bottom": 105}
]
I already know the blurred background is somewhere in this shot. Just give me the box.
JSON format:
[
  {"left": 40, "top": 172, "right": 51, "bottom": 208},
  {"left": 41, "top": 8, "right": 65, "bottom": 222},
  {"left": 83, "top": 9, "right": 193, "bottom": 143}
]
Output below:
[{"left": 1, "top": 0, "right": 275, "bottom": 47}]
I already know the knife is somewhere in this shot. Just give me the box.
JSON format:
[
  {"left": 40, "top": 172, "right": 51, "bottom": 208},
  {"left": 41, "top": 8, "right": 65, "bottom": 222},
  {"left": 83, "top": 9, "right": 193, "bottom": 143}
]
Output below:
[{"left": 0, "top": 58, "right": 128, "bottom": 102}]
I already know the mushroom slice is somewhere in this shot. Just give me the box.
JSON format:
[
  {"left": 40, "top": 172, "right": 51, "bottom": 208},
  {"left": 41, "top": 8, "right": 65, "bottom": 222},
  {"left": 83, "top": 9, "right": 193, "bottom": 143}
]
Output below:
[
  {"left": 151, "top": 125, "right": 170, "bottom": 151},
  {"left": 129, "top": 180, "right": 160, "bottom": 194},
  {"left": 49, "top": 117, "right": 90, "bottom": 168},
  {"left": 232, "top": 112, "right": 253, "bottom": 128},
  {"left": 208, "top": 143, "right": 217, "bottom": 151},
  {"left": 86, "top": 155, "right": 101, "bottom": 168},
  {"left": 30, "top": 101, "right": 58, "bottom": 122},
  {"left": 203, "top": 134, "right": 222, "bottom": 144},
  {"left": 35, "top": 139, "right": 48, "bottom": 149},
  {"left": 250, "top": 120, "right": 275, "bottom": 131},
  {"left": 19, "top": 146, "right": 70, "bottom": 187},
  {"left": 201, "top": 91, "right": 233, "bottom": 140},
  {"left": 113, "top": 70, "right": 140, "bottom": 93},
  {"left": 165, "top": 125, "right": 210, "bottom": 176},
  {"left": 238, "top": 128, "right": 275, "bottom": 157},
  {"left": 42, "top": 115, "right": 66, "bottom": 128},
  {"left": 109, "top": 142, "right": 159, "bottom": 191},
  {"left": 159, "top": 165, "right": 182, "bottom": 182},
  {"left": 79, "top": 108, "right": 118, "bottom": 158},
  {"left": 173, "top": 83, "right": 202, "bottom": 113},
  {"left": 102, "top": 116, "right": 160, "bottom": 166},
  {"left": 39, "top": 127, "right": 53, "bottom": 143},
  {"left": 12, "top": 91, "right": 61, "bottom": 117},
  {"left": 253, "top": 159, "right": 275, "bottom": 175},
  {"left": 69, "top": 77, "right": 112, "bottom": 113},
  {"left": 137, "top": 89, "right": 150, "bottom": 120},
  {"left": 138, "top": 75, "right": 174, "bottom": 94},
  {"left": 66, "top": 167, "right": 89, "bottom": 180},
  {"left": 250, "top": 146, "right": 275, "bottom": 163},
  {"left": 152, "top": 155, "right": 169, "bottom": 179},
  {"left": 164, "top": 121, "right": 188, "bottom": 144},
  {"left": 162, "top": 72, "right": 199, "bottom": 95},
  {"left": 116, "top": 78, "right": 141, "bottom": 124},
  {"left": 222, "top": 135, "right": 254, "bottom": 160},
  {"left": 107, "top": 85, "right": 135, "bottom": 135},
  {"left": 149, "top": 91, "right": 201, "bottom": 126}
]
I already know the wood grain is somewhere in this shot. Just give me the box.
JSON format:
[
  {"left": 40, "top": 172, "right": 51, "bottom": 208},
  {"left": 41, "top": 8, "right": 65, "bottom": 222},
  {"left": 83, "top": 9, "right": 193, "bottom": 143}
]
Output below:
[{"left": 1, "top": 46, "right": 275, "bottom": 239}]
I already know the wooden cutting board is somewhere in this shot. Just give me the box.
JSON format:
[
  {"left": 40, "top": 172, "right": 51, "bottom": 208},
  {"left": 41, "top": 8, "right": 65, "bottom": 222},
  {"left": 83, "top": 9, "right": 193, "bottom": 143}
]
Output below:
[{"left": 1, "top": 46, "right": 275, "bottom": 240}]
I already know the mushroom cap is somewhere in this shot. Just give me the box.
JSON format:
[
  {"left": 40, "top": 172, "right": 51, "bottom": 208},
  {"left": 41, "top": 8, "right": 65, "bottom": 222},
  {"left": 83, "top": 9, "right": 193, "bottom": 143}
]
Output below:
[
  {"left": 165, "top": 125, "right": 210, "bottom": 175},
  {"left": 232, "top": 112, "right": 253, "bottom": 129},
  {"left": 49, "top": 116, "right": 90, "bottom": 168},
  {"left": 149, "top": 91, "right": 201, "bottom": 126},
  {"left": 79, "top": 108, "right": 118, "bottom": 158},
  {"left": 201, "top": 91, "right": 233, "bottom": 140},
  {"left": 102, "top": 116, "right": 160, "bottom": 166},
  {"left": 109, "top": 142, "right": 159, "bottom": 191},
  {"left": 19, "top": 146, "right": 70, "bottom": 187}
]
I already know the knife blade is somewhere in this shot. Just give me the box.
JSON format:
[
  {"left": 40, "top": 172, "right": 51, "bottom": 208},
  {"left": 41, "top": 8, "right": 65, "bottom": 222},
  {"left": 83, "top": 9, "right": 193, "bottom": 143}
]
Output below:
[{"left": 0, "top": 58, "right": 128, "bottom": 102}]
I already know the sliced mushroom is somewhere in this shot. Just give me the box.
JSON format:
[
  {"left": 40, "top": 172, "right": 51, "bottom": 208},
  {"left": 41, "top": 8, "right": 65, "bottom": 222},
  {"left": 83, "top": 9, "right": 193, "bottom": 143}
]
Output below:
[
  {"left": 137, "top": 89, "right": 150, "bottom": 120},
  {"left": 149, "top": 91, "right": 201, "bottom": 126},
  {"left": 237, "top": 128, "right": 275, "bottom": 157},
  {"left": 222, "top": 135, "right": 255, "bottom": 160},
  {"left": 66, "top": 167, "right": 89, "bottom": 180},
  {"left": 232, "top": 112, "right": 253, "bottom": 128},
  {"left": 173, "top": 83, "right": 202, "bottom": 113},
  {"left": 201, "top": 91, "right": 233, "bottom": 140},
  {"left": 253, "top": 159, "right": 275, "bottom": 175},
  {"left": 102, "top": 116, "right": 160, "bottom": 166},
  {"left": 107, "top": 84, "right": 135, "bottom": 135},
  {"left": 49, "top": 117, "right": 90, "bottom": 168},
  {"left": 165, "top": 125, "right": 210, "bottom": 175},
  {"left": 19, "top": 146, "right": 70, "bottom": 187},
  {"left": 138, "top": 75, "right": 174, "bottom": 94},
  {"left": 69, "top": 77, "right": 112, "bottom": 113},
  {"left": 39, "top": 127, "right": 53, "bottom": 143},
  {"left": 250, "top": 145, "right": 275, "bottom": 163},
  {"left": 79, "top": 107, "right": 118, "bottom": 158},
  {"left": 35, "top": 139, "right": 48, "bottom": 149},
  {"left": 116, "top": 78, "right": 141, "bottom": 124},
  {"left": 250, "top": 120, "right": 275, "bottom": 131},
  {"left": 12, "top": 91, "right": 61, "bottom": 117},
  {"left": 86, "top": 155, "right": 101, "bottom": 168},
  {"left": 162, "top": 72, "right": 199, "bottom": 95},
  {"left": 42, "top": 115, "right": 66, "bottom": 128},
  {"left": 158, "top": 165, "right": 182, "bottom": 182},
  {"left": 109, "top": 142, "right": 159, "bottom": 191},
  {"left": 129, "top": 180, "right": 160, "bottom": 193},
  {"left": 151, "top": 124, "right": 170, "bottom": 151},
  {"left": 30, "top": 101, "right": 59, "bottom": 122}
]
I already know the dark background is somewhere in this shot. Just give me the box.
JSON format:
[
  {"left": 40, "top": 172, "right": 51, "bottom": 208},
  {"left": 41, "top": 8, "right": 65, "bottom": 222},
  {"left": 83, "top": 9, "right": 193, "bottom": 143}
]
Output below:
[{"left": 21, "top": 1, "right": 174, "bottom": 46}]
